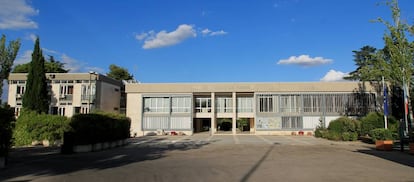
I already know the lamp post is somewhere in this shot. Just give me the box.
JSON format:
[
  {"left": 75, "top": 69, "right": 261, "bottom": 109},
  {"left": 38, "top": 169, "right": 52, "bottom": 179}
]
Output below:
[{"left": 88, "top": 71, "right": 98, "bottom": 113}]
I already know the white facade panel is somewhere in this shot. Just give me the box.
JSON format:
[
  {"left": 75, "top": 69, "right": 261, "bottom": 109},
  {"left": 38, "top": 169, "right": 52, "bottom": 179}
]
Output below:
[
  {"left": 143, "top": 116, "right": 169, "bottom": 130},
  {"left": 170, "top": 116, "right": 192, "bottom": 129},
  {"left": 303, "top": 116, "right": 321, "bottom": 129}
]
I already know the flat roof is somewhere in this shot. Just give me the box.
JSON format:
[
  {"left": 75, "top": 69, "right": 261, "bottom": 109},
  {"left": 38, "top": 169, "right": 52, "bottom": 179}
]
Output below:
[
  {"left": 125, "top": 82, "right": 375, "bottom": 93},
  {"left": 8, "top": 73, "right": 122, "bottom": 86}
]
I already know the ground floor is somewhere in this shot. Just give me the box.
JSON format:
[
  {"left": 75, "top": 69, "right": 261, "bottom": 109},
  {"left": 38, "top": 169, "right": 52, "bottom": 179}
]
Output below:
[{"left": 2, "top": 135, "right": 414, "bottom": 182}]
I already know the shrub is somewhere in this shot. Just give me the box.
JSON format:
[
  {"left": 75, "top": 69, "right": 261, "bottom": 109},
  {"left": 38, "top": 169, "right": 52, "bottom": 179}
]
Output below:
[
  {"left": 0, "top": 106, "right": 15, "bottom": 157},
  {"left": 67, "top": 113, "right": 131, "bottom": 145},
  {"left": 221, "top": 122, "right": 232, "bottom": 131},
  {"left": 322, "top": 117, "right": 360, "bottom": 141},
  {"left": 360, "top": 112, "right": 385, "bottom": 136},
  {"left": 369, "top": 128, "right": 394, "bottom": 142},
  {"left": 13, "top": 110, "right": 70, "bottom": 146}
]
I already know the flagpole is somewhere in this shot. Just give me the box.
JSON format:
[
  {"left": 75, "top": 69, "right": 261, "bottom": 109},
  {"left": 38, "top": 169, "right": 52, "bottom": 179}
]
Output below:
[
  {"left": 382, "top": 76, "right": 388, "bottom": 129},
  {"left": 403, "top": 68, "right": 409, "bottom": 135}
]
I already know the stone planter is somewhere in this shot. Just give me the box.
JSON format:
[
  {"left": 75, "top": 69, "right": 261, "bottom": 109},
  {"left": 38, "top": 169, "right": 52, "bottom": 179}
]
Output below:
[
  {"left": 73, "top": 144, "right": 92, "bottom": 153},
  {"left": 375, "top": 140, "right": 393, "bottom": 151},
  {"left": 0, "top": 156, "right": 5, "bottom": 169},
  {"left": 409, "top": 143, "right": 414, "bottom": 155},
  {"left": 102, "top": 142, "right": 110, "bottom": 149},
  {"left": 92, "top": 143, "right": 103, "bottom": 151}
]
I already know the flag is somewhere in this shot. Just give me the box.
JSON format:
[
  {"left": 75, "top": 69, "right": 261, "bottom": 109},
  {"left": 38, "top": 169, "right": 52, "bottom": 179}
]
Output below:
[
  {"left": 404, "top": 82, "right": 409, "bottom": 116},
  {"left": 383, "top": 86, "right": 388, "bottom": 116}
]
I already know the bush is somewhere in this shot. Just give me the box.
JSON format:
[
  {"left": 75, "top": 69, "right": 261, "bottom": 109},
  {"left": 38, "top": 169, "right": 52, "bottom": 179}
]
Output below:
[
  {"left": 0, "top": 106, "right": 15, "bottom": 157},
  {"left": 67, "top": 113, "right": 131, "bottom": 145},
  {"left": 220, "top": 122, "right": 232, "bottom": 131},
  {"left": 360, "top": 112, "right": 385, "bottom": 136},
  {"left": 321, "top": 117, "right": 360, "bottom": 141},
  {"left": 369, "top": 128, "right": 394, "bottom": 142},
  {"left": 13, "top": 110, "right": 70, "bottom": 146}
]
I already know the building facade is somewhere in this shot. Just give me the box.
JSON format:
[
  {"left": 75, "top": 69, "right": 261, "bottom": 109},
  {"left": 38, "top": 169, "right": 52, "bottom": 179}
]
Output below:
[
  {"left": 8, "top": 73, "right": 122, "bottom": 117},
  {"left": 126, "top": 82, "right": 377, "bottom": 136}
]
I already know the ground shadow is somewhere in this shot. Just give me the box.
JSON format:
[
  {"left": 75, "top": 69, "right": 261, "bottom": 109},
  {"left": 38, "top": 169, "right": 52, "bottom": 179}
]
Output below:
[
  {"left": 0, "top": 136, "right": 213, "bottom": 181},
  {"left": 240, "top": 145, "right": 275, "bottom": 182},
  {"left": 355, "top": 147, "right": 414, "bottom": 168}
]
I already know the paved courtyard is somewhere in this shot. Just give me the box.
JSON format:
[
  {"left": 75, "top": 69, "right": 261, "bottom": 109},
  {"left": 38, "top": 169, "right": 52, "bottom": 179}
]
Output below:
[{"left": 1, "top": 134, "right": 413, "bottom": 182}]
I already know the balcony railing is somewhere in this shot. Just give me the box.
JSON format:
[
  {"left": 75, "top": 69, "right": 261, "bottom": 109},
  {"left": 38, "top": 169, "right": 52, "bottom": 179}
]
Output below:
[
  {"left": 81, "top": 95, "right": 96, "bottom": 101},
  {"left": 59, "top": 94, "right": 73, "bottom": 101}
]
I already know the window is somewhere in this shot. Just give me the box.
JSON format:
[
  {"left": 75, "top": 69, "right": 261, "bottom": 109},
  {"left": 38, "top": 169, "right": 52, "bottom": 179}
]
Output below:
[
  {"left": 195, "top": 97, "right": 211, "bottom": 113},
  {"left": 143, "top": 97, "right": 170, "bottom": 113},
  {"left": 81, "top": 84, "right": 95, "bottom": 100},
  {"left": 172, "top": 97, "right": 191, "bottom": 113},
  {"left": 282, "top": 116, "right": 303, "bottom": 129},
  {"left": 237, "top": 97, "right": 253, "bottom": 113},
  {"left": 16, "top": 85, "right": 25, "bottom": 99},
  {"left": 280, "top": 95, "right": 301, "bottom": 113},
  {"left": 216, "top": 97, "right": 233, "bottom": 113},
  {"left": 303, "top": 94, "right": 322, "bottom": 113},
  {"left": 258, "top": 94, "right": 277, "bottom": 113},
  {"left": 60, "top": 85, "right": 74, "bottom": 95}
]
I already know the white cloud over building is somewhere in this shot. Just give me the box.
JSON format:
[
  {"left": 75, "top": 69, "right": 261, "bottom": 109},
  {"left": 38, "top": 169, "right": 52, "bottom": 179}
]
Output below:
[
  {"left": 320, "top": 69, "right": 349, "bottom": 82},
  {"left": 277, "top": 55, "right": 333, "bottom": 67}
]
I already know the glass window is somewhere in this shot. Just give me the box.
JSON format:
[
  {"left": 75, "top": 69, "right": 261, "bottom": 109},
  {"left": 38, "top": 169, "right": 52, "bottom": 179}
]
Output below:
[
  {"left": 143, "top": 97, "right": 170, "bottom": 113},
  {"left": 172, "top": 97, "right": 191, "bottom": 113},
  {"left": 237, "top": 97, "right": 253, "bottom": 113},
  {"left": 216, "top": 97, "right": 233, "bottom": 113},
  {"left": 195, "top": 97, "right": 211, "bottom": 113}
]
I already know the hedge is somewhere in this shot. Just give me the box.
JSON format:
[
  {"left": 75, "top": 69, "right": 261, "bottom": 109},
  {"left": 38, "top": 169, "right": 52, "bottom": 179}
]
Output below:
[
  {"left": 0, "top": 106, "right": 15, "bottom": 157},
  {"left": 65, "top": 112, "right": 131, "bottom": 146},
  {"left": 13, "top": 110, "right": 70, "bottom": 146}
]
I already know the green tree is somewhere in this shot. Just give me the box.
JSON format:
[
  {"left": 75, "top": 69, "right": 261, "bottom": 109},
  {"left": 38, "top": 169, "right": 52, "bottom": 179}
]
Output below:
[
  {"left": 13, "top": 55, "right": 68, "bottom": 73},
  {"left": 22, "top": 37, "right": 49, "bottom": 113},
  {"left": 0, "top": 34, "right": 21, "bottom": 103},
  {"left": 374, "top": 0, "right": 413, "bottom": 88},
  {"left": 344, "top": 46, "right": 378, "bottom": 81},
  {"left": 106, "top": 64, "right": 133, "bottom": 81}
]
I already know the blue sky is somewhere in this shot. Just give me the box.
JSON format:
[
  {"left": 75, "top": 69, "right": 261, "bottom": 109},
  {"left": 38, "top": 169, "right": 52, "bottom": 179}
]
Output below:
[{"left": 1, "top": 0, "right": 414, "bottom": 86}]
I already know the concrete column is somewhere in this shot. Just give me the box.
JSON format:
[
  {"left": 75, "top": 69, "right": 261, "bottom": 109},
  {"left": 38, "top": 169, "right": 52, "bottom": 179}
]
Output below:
[
  {"left": 211, "top": 92, "right": 216, "bottom": 134},
  {"left": 232, "top": 92, "right": 237, "bottom": 135}
]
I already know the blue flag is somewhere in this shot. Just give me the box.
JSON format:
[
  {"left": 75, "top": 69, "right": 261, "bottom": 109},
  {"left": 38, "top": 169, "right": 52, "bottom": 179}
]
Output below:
[{"left": 383, "top": 86, "right": 388, "bottom": 116}]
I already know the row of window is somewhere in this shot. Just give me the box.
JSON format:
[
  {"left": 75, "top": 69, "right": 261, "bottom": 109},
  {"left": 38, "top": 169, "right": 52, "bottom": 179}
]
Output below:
[
  {"left": 15, "top": 84, "right": 96, "bottom": 100},
  {"left": 257, "top": 93, "right": 376, "bottom": 115},
  {"left": 143, "top": 96, "right": 254, "bottom": 113},
  {"left": 143, "top": 93, "right": 375, "bottom": 115}
]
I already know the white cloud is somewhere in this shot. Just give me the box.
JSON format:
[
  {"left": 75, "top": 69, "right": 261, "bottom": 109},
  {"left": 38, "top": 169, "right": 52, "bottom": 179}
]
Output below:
[
  {"left": 60, "top": 54, "right": 84, "bottom": 72},
  {"left": 26, "top": 33, "right": 37, "bottom": 42},
  {"left": 277, "top": 55, "right": 332, "bottom": 67},
  {"left": 135, "top": 33, "right": 148, "bottom": 41},
  {"left": 85, "top": 66, "right": 104, "bottom": 74},
  {"left": 201, "top": 29, "right": 212, "bottom": 35},
  {"left": 320, "top": 69, "right": 349, "bottom": 82},
  {"left": 138, "top": 24, "right": 197, "bottom": 49},
  {"left": 14, "top": 50, "right": 32, "bottom": 65},
  {"left": 0, "top": 0, "right": 39, "bottom": 29},
  {"left": 202, "top": 29, "right": 227, "bottom": 36}
]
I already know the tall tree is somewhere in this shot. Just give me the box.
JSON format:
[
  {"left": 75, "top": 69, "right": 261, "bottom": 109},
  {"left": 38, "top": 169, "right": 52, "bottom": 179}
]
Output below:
[
  {"left": 22, "top": 37, "right": 49, "bottom": 113},
  {"left": 344, "top": 46, "right": 378, "bottom": 81},
  {"left": 106, "top": 64, "right": 133, "bottom": 81},
  {"left": 0, "top": 35, "right": 21, "bottom": 103},
  {"left": 13, "top": 55, "right": 68, "bottom": 73}
]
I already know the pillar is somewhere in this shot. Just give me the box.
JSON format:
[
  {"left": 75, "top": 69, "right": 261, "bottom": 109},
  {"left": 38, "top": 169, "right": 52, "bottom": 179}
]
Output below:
[
  {"left": 211, "top": 92, "right": 216, "bottom": 134},
  {"left": 232, "top": 92, "right": 237, "bottom": 134}
]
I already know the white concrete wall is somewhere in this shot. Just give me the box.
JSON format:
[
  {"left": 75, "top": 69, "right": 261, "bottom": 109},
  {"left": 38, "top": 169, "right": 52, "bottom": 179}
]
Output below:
[
  {"left": 127, "top": 93, "right": 142, "bottom": 136},
  {"left": 98, "top": 82, "right": 121, "bottom": 112}
]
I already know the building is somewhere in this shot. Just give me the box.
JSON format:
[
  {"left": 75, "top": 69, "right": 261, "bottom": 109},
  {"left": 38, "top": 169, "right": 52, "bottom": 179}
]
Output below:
[
  {"left": 8, "top": 73, "right": 122, "bottom": 117},
  {"left": 126, "top": 82, "right": 377, "bottom": 136}
]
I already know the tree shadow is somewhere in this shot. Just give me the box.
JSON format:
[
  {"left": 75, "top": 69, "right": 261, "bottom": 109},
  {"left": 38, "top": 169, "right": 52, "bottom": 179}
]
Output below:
[
  {"left": 240, "top": 145, "right": 274, "bottom": 182},
  {"left": 355, "top": 147, "right": 414, "bottom": 168},
  {"left": 0, "top": 136, "right": 213, "bottom": 181}
]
